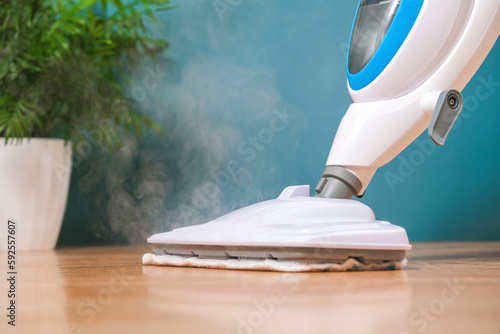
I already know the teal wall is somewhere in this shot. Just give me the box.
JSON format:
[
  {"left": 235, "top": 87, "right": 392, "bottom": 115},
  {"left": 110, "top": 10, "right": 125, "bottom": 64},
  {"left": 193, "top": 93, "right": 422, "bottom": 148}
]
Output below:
[{"left": 58, "top": 0, "right": 500, "bottom": 245}]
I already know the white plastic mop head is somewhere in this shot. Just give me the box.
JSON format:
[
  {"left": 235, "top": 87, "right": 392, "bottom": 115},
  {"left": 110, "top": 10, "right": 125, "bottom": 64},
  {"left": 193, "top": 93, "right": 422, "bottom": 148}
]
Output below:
[{"left": 143, "top": 186, "right": 410, "bottom": 272}]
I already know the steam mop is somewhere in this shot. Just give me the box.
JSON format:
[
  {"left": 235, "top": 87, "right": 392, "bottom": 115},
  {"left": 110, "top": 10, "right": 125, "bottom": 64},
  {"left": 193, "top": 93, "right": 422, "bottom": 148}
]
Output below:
[{"left": 144, "top": 0, "right": 500, "bottom": 271}]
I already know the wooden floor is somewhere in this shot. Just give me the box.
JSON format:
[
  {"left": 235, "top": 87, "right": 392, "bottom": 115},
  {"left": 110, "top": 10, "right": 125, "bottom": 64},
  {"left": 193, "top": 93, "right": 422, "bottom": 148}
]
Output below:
[{"left": 1, "top": 242, "right": 499, "bottom": 334}]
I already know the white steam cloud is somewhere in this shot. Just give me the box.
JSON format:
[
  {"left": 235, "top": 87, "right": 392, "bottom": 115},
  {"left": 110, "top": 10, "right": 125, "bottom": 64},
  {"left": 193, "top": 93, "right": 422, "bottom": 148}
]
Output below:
[{"left": 77, "top": 1, "right": 303, "bottom": 243}]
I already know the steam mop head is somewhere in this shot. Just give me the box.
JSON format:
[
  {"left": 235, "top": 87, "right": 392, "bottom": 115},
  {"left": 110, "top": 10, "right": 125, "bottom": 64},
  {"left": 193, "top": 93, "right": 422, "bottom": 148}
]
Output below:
[{"left": 144, "top": 186, "right": 411, "bottom": 272}]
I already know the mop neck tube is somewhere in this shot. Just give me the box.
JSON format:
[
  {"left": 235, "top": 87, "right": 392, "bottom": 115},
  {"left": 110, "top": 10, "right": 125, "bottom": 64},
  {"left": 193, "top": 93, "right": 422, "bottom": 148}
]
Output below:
[{"left": 315, "top": 166, "right": 363, "bottom": 199}]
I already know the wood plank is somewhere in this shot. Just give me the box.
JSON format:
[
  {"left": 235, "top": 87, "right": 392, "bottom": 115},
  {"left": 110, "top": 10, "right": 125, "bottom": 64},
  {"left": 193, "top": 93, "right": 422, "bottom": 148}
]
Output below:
[{"left": 1, "top": 242, "right": 499, "bottom": 334}]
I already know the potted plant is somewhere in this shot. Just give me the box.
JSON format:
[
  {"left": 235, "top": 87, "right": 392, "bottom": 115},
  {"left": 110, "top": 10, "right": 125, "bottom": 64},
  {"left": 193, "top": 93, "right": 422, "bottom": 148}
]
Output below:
[{"left": 0, "top": 0, "right": 171, "bottom": 250}]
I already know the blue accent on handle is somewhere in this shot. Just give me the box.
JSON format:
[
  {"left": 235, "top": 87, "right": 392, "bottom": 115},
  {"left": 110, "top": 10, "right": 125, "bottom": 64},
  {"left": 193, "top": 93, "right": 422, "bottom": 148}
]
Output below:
[{"left": 347, "top": 0, "right": 425, "bottom": 91}]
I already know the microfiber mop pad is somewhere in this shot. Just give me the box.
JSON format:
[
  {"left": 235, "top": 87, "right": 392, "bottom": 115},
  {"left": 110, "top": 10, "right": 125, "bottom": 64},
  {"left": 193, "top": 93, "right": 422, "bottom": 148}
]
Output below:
[{"left": 142, "top": 253, "right": 407, "bottom": 272}]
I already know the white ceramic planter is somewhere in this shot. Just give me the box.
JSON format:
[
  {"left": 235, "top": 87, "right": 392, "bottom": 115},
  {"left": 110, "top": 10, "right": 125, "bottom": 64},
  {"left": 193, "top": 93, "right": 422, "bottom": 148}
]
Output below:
[{"left": 0, "top": 138, "right": 72, "bottom": 250}]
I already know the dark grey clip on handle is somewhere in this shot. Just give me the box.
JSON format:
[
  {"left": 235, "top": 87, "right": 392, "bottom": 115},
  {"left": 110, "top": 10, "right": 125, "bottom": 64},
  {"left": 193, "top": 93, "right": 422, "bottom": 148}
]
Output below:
[{"left": 428, "top": 89, "right": 464, "bottom": 146}]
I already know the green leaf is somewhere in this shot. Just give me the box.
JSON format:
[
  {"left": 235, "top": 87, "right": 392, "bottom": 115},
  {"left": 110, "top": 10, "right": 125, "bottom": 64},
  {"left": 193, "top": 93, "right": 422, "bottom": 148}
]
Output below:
[
  {"left": 100, "top": 0, "right": 108, "bottom": 13},
  {"left": 0, "top": 60, "right": 9, "bottom": 79},
  {"left": 110, "top": 0, "right": 125, "bottom": 11},
  {"left": 45, "top": 21, "right": 60, "bottom": 39}
]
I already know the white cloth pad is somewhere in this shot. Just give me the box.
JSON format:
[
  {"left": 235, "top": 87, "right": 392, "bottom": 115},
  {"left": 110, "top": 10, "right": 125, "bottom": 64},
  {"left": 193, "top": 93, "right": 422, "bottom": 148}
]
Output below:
[{"left": 142, "top": 253, "right": 407, "bottom": 272}]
